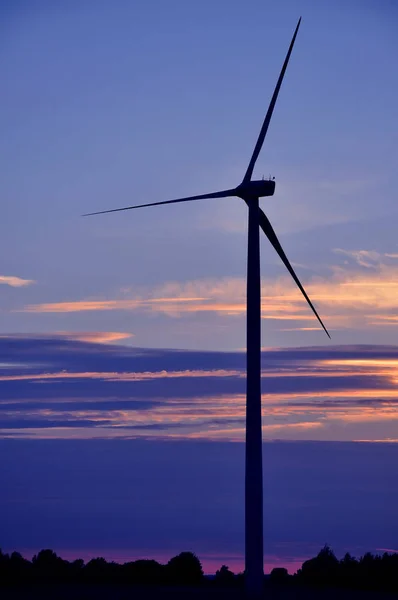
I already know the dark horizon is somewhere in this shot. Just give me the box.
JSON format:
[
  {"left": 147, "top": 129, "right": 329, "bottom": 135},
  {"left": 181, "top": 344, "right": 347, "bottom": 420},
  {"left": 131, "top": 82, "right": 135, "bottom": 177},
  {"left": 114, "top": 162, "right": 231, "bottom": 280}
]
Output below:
[{"left": 2, "top": 544, "right": 398, "bottom": 598}]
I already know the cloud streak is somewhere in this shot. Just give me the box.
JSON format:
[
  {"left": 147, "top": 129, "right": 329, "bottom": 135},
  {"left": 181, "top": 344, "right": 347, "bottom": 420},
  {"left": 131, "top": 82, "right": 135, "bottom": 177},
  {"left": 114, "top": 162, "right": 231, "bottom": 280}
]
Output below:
[
  {"left": 0, "top": 275, "right": 35, "bottom": 287},
  {"left": 0, "top": 335, "right": 398, "bottom": 441},
  {"left": 333, "top": 249, "right": 382, "bottom": 268},
  {"left": 15, "top": 257, "right": 398, "bottom": 334},
  {"left": 56, "top": 331, "right": 134, "bottom": 344}
]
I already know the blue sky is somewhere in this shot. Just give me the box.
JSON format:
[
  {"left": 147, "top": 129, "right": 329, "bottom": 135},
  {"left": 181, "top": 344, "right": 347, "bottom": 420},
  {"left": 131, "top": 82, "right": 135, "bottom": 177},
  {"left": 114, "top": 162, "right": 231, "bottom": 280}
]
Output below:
[
  {"left": 2, "top": 0, "right": 398, "bottom": 349},
  {"left": 2, "top": 436, "right": 398, "bottom": 574},
  {"left": 1, "top": 0, "right": 398, "bottom": 574}
]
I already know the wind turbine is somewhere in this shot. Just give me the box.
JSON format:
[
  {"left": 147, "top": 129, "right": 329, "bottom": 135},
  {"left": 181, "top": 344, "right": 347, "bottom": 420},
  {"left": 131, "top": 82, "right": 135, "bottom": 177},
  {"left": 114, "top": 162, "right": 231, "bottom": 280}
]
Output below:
[{"left": 85, "top": 17, "right": 329, "bottom": 598}]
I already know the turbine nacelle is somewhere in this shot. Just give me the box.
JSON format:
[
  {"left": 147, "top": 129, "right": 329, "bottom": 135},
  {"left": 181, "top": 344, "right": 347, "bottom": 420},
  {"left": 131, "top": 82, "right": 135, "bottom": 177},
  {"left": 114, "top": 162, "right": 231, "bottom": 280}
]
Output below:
[{"left": 235, "top": 179, "right": 275, "bottom": 200}]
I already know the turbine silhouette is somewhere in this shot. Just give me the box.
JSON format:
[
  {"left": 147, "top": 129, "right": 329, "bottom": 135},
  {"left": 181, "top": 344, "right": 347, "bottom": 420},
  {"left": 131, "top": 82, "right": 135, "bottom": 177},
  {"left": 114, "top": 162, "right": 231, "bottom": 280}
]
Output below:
[{"left": 85, "top": 17, "right": 329, "bottom": 598}]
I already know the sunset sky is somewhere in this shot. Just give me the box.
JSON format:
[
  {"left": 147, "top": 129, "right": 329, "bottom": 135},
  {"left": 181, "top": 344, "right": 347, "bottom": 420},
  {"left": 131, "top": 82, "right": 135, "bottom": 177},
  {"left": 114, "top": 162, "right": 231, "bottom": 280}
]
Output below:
[{"left": 1, "top": 0, "right": 398, "bottom": 574}]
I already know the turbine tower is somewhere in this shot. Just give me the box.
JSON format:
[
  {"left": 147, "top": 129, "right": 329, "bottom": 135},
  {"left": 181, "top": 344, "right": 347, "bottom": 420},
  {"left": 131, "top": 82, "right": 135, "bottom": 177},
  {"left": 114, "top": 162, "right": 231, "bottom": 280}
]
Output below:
[{"left": 85, "top": 18, "right": 329, "bottom": 598}]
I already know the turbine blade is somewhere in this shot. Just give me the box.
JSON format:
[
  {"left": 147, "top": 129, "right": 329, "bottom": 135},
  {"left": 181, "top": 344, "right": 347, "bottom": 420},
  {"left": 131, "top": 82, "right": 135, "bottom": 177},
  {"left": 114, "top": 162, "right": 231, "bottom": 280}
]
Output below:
[
  {"left": 83, "top": 189, "right": 236, "bottom": 216},
  {"left": 243, "top": 18, "right": 301, "bottom": 183},
  {"left": 259, "top": 208, "right": 330, "bottom": 338}
]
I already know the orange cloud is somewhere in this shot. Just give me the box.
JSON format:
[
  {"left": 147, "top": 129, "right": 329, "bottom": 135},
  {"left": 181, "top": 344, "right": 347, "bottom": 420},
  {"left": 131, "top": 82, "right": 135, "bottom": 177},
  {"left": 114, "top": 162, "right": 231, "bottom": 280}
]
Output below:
[
  {"left": 15, "top": 261, "right": 398, "bottom": 332},
  {"left": 8, "top": 246, "right": 398, "bottom": 341},
  {"left": 56, "top": 332, "right": 134, "bottom": 344},
  {"left": 279, "top": 327, "right": 326, "bottom": 331},
  {"left": 3, "top": 350, "right": 398, "bottom": 441},
  {"left": 19, "top": 297, "right": 207, "bottom": 313},
  {"left": 368, "top": 316, "right": 398, "bottom": 326},
  {"left": 182, "top": 421, "right": 323, "bottom": 441},
  {"left": 0, "top": 275, "right": 35, "bottom": 287}
]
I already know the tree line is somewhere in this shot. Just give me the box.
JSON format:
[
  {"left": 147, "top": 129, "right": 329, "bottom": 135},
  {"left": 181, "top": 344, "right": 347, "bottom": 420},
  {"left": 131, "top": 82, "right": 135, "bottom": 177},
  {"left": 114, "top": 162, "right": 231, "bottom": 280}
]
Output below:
[
  {"left": 0, "top": 549, "right": 204, "bottom": 586},
  {"left": 1, "top": 545, "right": 398, "bottom": 593},
  {"left": 294, "top": 544, "right": 398, "bottom": 594}
]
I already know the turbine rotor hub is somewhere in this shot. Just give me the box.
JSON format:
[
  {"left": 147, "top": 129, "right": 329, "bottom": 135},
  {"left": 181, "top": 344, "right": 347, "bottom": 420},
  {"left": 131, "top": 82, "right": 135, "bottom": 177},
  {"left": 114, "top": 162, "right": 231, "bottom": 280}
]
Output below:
[{"left": 236, "top": 179, "right": 275, "bottom": 199}]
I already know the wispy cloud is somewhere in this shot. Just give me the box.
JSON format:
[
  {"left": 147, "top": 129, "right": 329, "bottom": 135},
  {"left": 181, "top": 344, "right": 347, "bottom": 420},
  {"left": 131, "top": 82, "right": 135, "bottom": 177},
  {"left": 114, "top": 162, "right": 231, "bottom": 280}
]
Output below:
[
  {"left": 16, "top": 261, "right": 398, "bottom": 334},
  {"left": 333, "top": 248, "right": 398, "bottom": 269},
  {"left": 0, "top": 275, "right": 35, "bottom": 287},
  {"left": 333, "top": 249, "right": 381, "bottom": 268},
  {"left": 1, "top": 336, "right": 398, "bottom": 441},
  {"left": 368, "top": 316, "right": 398, "bottom": 326},
  {"left": 279, "top": 327, "right": 325, "bottom": 332},
  {"left": 19, "top": 297, "right": 208, "bottom": 314},
  {"left": 56, "top": 332, "right": 134, "bottom": 344},
  {"left": 0, "top": 368, "right": 243, "bottom": 382}
]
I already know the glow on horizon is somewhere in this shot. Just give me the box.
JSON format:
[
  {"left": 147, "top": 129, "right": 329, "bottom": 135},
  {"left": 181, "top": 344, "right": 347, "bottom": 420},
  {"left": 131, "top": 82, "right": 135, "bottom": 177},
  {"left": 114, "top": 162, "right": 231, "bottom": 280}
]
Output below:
[{"left": 9, "top": 547, "right": 306, "bottom": 576}]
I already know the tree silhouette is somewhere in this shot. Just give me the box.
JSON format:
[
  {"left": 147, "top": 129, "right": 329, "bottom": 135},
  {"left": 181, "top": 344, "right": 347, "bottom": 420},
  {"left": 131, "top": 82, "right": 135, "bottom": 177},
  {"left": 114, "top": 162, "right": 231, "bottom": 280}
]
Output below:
[
  {"left": 32, "top": 549, "right": 69, "bottom": 582},
  {"left": 270, "top": 567, "right": 289, "bottom": 583},
  {"left": 297, "top": 544, "right": 339, "bottom": 587},
  {"left": 2, "top": 544, "right": 398, "bottom": 593},
  {"left": 123, "top": 559, "right": 164, "bottom": 584},
  {"left": 83, "top": 557, "right": 120, "bottom": 583},
  {"left": 166, "top": 551, "right": 204, "bottom": 585},
  {"left": 215, "top": 564, "right": 235, "bottom": 585}
]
